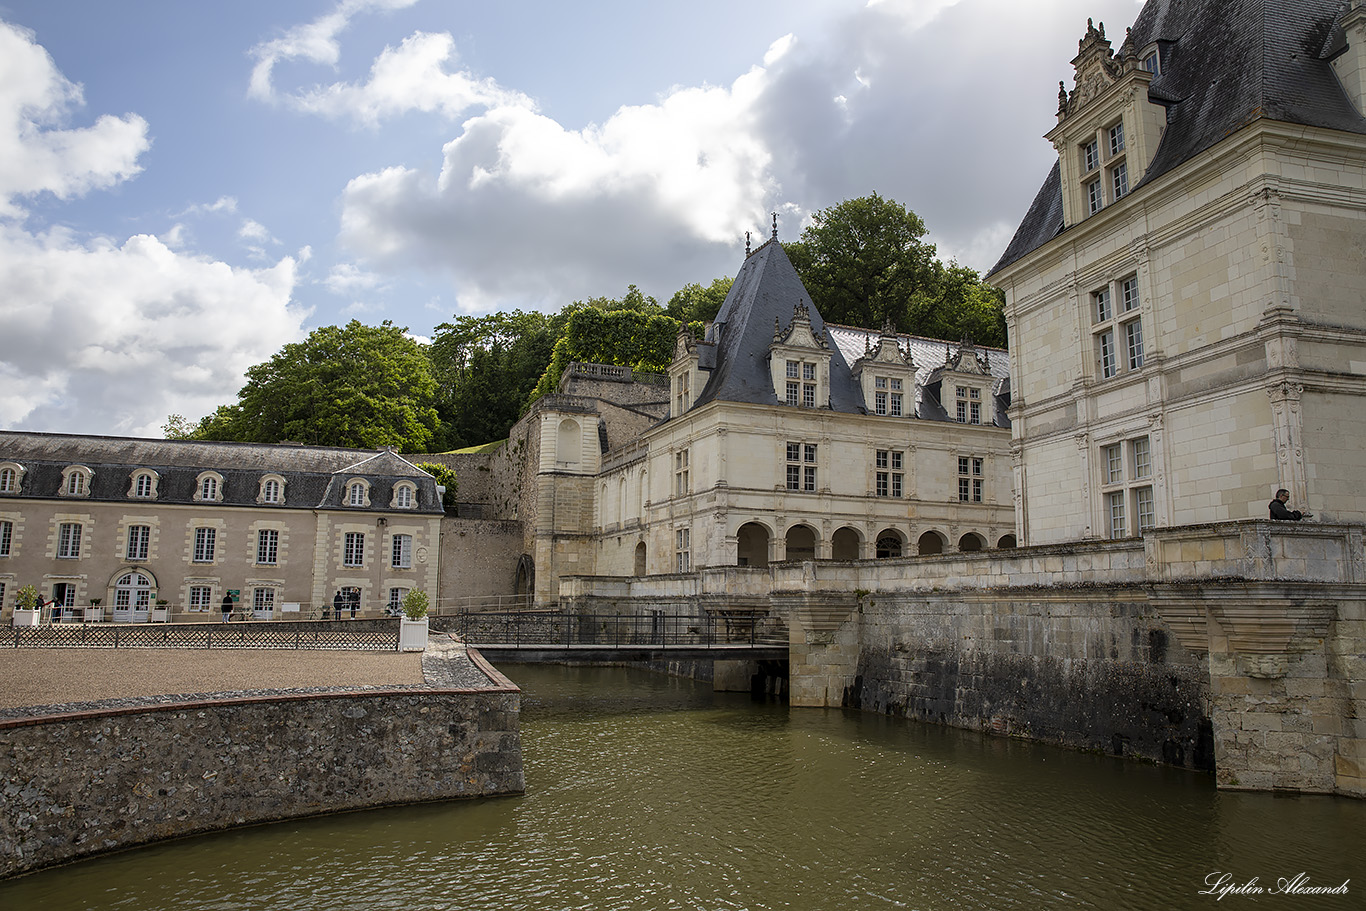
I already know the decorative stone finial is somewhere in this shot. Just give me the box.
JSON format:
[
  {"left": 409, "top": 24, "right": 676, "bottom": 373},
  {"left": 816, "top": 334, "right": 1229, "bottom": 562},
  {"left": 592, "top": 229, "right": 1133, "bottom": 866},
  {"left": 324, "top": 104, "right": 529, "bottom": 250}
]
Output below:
[
  {"left": 771, "top": 211, "right": 779, "bottom": 240},
  {"left": 745, "top": 231, "right": 751, "bottom": 257}
]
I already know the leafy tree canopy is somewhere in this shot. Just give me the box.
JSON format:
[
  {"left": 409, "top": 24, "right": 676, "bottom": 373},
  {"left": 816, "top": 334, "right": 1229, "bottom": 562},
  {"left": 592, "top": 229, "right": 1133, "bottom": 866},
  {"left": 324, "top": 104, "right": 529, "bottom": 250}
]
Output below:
[
  {"left": 528, "top": 305, "right": 684, "bottom": 402},
  {"left": 413, "top": 461, "right": 458, "bottom": 508},
  {"left": 195, "top": 320, "right": 440, "bottom": 451},
  {"left": 665, "top": 276, "right": 732, "bottom": 324},
  {"left": 784, "top": 193, "right": 1006, "bottom": 347}
]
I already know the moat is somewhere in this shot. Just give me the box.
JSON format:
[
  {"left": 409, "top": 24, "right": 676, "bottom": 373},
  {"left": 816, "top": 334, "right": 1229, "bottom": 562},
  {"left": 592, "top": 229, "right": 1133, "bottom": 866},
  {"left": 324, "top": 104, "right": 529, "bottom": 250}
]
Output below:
[{"left": 2, "top": 664, "right": 1359, "bottom": 910}]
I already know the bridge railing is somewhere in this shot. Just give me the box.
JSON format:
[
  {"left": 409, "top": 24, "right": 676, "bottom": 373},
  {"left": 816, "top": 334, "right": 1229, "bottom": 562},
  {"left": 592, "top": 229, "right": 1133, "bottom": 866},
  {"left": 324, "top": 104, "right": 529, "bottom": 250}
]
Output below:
[{"left": 455, "top": 611, "right": 779, "bottom": 649}]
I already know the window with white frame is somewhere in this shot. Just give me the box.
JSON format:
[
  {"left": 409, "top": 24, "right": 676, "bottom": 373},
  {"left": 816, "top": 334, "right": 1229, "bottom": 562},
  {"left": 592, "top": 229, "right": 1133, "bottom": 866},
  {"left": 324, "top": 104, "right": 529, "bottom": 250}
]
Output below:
[
  {"left": 126, "top": 524, "right": 150, "bottom": 562},
  {"left": 348, "top": 482, "right": 366, "bottom": 507},
  {"left": 785, "top": 360, "right": 817, "bottom": 407},
  {"left": 394, "top": 484, "right": 414, "bottom": 508},
  {"left": 0, "top": 467, "right": 15, "bottom": 493},
  {"left": 955, "top": 386, "right": 983, "bottom": 424},
  {"left": 193, "top": 527, "right": 216, "bottom": 562},
  {"left": 388, "top": 587, "right": 409, "bottom": 613},
  {"left": 875, "top": 450, "right": 904, "bottom": 498},
  {"left": 261, "top": 478, "right": 282, "bottom": 504},
  {"left": 874, "top": 376, "right": 887, "bottom": 415},
  {"left": 1108, "top": 121, "right": 1125, "bottom": 156},
  {"left": 189, "top": 586, "right": 213, "bottom": 611},
  {"left": 675, "top": 527, "right": 690, "bottom": 573},
  {"left": 392, "top": 533, "right": 412, "bottom": 569},
  {"left": 1111, "top": 161, "right": 1128, "bottom": 199},
  {"left": 65, "top": 469, "right": 88, "bottom": 496},
  {"left": 343, "top": 532, "right": 365, "bottom": 567},
  {"left": 58, "top": 522, "right": 82, "bottom": 558},
  {"left": 1141, "top": 49, "right": 1159, "bottom": 73},
  {"left": 133, "top": 473, "right": 155, "bottom": 498},
  {"left": 1100, "top": 436, "right": 1155, "bottom": 537},
  {"left": 256, "top": 528, "right": 279, "bottom": 565},
  {"left": 874, "top": 376, "right": 904, "bottom": 416},
  {"left": 253, "top": 588, "right": 276, "bottom": 613},
  {"left": 786, "top": 442, "right": 816, "bottom": 492},
  {"left": 1092, "top": 274, "right": 1144, "bottom": 380},
  {"left": 675, "top": 371, "right": 691, "bottom": 414},
  {"left": 1082, "top": 139, "right": 1099, "bottom": 172},
  {"left": 1087, "top": 177, "right": 1103, "bottom": 214},
  {"left": 199, "top": 475, "right": 219, "bottom": 501},
  {"left": 957, "top": 456, "right": 983, "bottom": 503},
  {"left": 0, "top": 519, "right": 11, "bottom": 556},
  {"left": 674, "top": 450, "right": 690, "bottom": 497}
]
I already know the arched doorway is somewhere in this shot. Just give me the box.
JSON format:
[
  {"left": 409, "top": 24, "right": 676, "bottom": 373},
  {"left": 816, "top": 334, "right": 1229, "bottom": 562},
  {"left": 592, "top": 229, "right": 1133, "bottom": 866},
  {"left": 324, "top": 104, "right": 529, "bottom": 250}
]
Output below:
[
  {"left": 831, "top": 526, "right": 860, "bottom": 561},
  {"left": 112, "top": 571, "right": 153, "bottom": 622},
  {"left": 997, "top": 534, "right": 1018, "bottom": 549},
  {"left": 736, "top": 522, "right": 770, "bottom": 567},
  {"left": 514, "top": 555, "right": 535, "bottom": 600},
  {"left": 634, "top": 541, "right": 647, "bottom": 577},
  {"left": 875, "top": 530, "right": 903, "bottom": 558},
  {"left": 959, "top": 533, "right": 985, "bottom": 552},
  {"left": 785, "top": 524, "right": 817, "bottom": 562},
  {"left": 917, "top": 531, "right": 944, "bottom": 555}
]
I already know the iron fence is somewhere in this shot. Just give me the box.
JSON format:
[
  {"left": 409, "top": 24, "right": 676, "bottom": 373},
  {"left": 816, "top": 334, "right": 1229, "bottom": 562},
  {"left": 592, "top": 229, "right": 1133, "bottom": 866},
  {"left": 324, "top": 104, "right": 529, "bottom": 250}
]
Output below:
[
  {"left": 456, "top": 610, "right": 777, "bottom": 649},
  {"left": 5, "top": 624, "right": 398, "bottom": 651}
]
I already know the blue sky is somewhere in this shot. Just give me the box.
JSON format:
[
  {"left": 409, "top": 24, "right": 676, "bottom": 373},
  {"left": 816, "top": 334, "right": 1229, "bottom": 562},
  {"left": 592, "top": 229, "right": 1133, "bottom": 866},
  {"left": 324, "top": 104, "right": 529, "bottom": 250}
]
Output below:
[{"left": 0, "top": 0, "right": 1143, "bottom": 437}]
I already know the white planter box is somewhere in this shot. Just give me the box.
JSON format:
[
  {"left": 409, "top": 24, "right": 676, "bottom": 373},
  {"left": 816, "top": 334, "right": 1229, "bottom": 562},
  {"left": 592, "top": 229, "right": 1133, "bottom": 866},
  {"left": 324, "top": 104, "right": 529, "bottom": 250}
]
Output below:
[
  {"left": 398, "top": 617, "right": 429, "bottom": 652},
  {"left": 12, "top": 608, "right": 41, "bottom": 627},
  {"left": 84, "top": 606, "right": 104, "bottom": 622},
  {"left": 150, "top": 607, "right": 170, "bottom": 623}
]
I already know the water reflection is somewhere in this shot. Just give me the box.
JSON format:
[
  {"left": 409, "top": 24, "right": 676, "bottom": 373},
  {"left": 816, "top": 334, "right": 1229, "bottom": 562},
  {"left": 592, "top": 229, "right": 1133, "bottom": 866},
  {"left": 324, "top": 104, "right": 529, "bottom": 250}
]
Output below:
[{"left": 1, "top": 664, "right": 1359, "bottom": 910}]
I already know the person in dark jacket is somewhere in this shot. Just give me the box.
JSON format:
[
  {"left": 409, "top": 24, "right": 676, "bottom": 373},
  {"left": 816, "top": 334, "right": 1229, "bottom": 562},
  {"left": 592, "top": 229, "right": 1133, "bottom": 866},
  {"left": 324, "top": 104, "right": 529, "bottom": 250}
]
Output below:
[
  {"left": 1269, "top": 488, "right": 1313, "bottom": 520},
  {"left": 333, "top": 590, "right": 345, "bottom": 620},
  {"left": 221, "top": 592, "right": 233, "bottom": 621},
  {"left": 348, "top": 588, "right": 360, "bottom": 618}
]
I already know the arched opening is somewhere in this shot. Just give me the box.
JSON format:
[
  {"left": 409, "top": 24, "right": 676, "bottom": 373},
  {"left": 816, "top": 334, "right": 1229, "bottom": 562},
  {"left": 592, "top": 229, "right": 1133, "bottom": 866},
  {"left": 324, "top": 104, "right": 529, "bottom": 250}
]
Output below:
[
  {"left": 514, "top": 554, "right": 535, "bottom": 600},
  {"left": 997, "top": 534, "right": 1018, "bottom": 549},
  {"left": 556, "top": 418, "right": 580, "bottom": 465},
  {"left": 959, "top": 533, "right": 985, "bottom": 552},
  {"left": 785, "top": 524, "right": 817, "bottom": 561},
  {"left": 634, "top": 541, "right": 647, "bottom": 577},
  {"left": 736, "top": 522, "right": 770, "bottom": 567},
  {"left": 917, "top": 531, "right": 944, "bottom": 556},
  {"left": 831, "top": 526, "right": 861, "bottom": 561},
  {"left": 875, "top": 530, "right": 904, "bottom": 559},
  {"left": 112, "top": 570, "right": 154, "bottom": 622}
]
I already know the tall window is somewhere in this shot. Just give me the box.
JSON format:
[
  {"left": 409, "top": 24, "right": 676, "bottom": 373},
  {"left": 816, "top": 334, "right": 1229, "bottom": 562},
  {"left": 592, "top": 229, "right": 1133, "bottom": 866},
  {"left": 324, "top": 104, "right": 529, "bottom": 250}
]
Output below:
[
  {"left": 1092, "top": 274, "right": 1142, "bottom": 381},
  {"left": 675, "top": 371, "right": 691, "bottom": 414},
  {"left": 392, "top": 533, "right": 412, "bottom": 569},
  {"left": 58, "top": 522, "right": 82, "bottom": 558},
  {"left": 785, "top": 442, "right": 817, "bottom": 491},
  {"left": 200, "top": 476, "right": 218, "bottom": 501},
  {"left": 262, "top": 478, "right": 282, "bottom": 504},
  {"left": 388, "top": 587, "right": 409, "bottom": 613},
  {"left": 0, "top": 519, "right": 11, "bottom": 556},
  {"left": 957, "top": 457, "right": 983, "bottom": 503},
  {"left": 253, "top": 588, "right": 275, "bottom": 613},
  {"left": 674, "top": 450, "right": 690, "bottom": 497},
  {"left": 193, "top": 527, "right": 216, "bottom": 562},
  {"left": 394, "top": 485, "right": 414, "bottom": 508},
  {"left": 0, "top": 467, "right": 15, "bottom": 492},
  {"left": 1111, "top": 162, "right": 1128, "bottom": 200},
  {"left": 67, "top": 471, "right": 87, "bottom": 496},
  {"left": 189, "top": 586, "right": 213, "bottom": 611},
  {"left": 126, "top": 525, "right": 150, "bottom": 562},
  {"left": 874, "top": 376, "right": 887, "bottom": 415},
  {"left": 344, "top": 532, "right": 365, "bottom": 567},
  {"left": 348, "top": 482, "right": 366, "bottom": 506},
  {"left": 786, "top": 360, "right": 816, "bottom": 407},
  {"left": 1082, "top": 139, "right": 1099, "bottom": 172},
  {"left": 875, "top": 450, "right": 904, "bottom": 498},
  {"left": 1108, "top": 121, "right": 1125, "bottom": 156},
  {"left": 955, "top": 386, "right": 981, "bottom": 424},
  {"left": 889, "top": 378, "right": 903, "bottom": 417},
  {"left": 134, "top": 473, "right": 154, "bottom": 498},
  {"left": 675, "top": 527, "right": 691, "bottom": 573},
  {"left": 1100, "top": 436, "right": 1155, "bottom": 537},
  {"left": 256, "top": 528, "right": 279, "bottom": 565},
  {"left": 1087, "top": 178, "right": 1103, "bottom": 214}
]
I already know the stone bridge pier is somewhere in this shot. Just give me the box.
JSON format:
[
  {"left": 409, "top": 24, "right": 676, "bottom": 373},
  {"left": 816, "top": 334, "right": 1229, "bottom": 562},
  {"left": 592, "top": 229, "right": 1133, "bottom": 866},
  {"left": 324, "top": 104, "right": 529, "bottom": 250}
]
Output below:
[{"left": 774, "top": 591, "right": 861, "bottom": 707}]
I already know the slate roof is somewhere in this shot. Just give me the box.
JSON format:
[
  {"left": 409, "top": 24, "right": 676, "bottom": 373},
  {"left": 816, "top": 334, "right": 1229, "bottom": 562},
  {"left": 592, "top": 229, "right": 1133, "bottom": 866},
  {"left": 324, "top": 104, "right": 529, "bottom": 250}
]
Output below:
[
  {"left": 989, "top": 0, "right": 1366, "bottom": 277},
  {"left": 690, "top": 239, "right": 864, "bottom": 414},
  {"left": 0, "top": 431, "right": 444, "bottom": 515}
]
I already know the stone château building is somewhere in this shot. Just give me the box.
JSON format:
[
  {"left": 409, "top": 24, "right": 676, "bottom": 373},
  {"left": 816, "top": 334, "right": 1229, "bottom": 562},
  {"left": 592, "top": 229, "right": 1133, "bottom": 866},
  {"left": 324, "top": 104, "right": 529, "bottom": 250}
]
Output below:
[{"left": 0, "top": 435, "right": 443, "bottom": 620}]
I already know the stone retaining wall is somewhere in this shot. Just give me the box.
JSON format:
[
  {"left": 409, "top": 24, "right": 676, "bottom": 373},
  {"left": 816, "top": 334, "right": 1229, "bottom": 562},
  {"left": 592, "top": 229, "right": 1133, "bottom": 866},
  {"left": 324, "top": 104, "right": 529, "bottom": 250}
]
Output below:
[{"left": 0, "top": 651, "right": 524, "bottom": 879}]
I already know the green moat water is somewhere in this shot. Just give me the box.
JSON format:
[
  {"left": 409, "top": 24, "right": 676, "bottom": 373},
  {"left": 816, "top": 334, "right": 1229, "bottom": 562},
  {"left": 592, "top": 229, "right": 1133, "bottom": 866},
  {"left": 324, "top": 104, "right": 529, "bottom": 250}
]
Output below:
[{"left": 3, "top": 664, "right": 1360, "bottom": 910}]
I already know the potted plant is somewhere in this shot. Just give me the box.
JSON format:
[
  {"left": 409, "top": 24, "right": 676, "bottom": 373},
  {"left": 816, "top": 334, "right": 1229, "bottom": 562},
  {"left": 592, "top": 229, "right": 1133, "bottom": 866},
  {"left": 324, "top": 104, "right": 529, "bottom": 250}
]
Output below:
[
  {"left": 150, "top": 598, "right": 170, "bottom": 623},
  {"left": 398, "top": 589, "right": 430, "bottom": 652},
  {"left": 84, "top": 597, "right": 104, "bottom": 623},
  {"left": 12, "top": 584, "right": 42, "bottom": 627}
]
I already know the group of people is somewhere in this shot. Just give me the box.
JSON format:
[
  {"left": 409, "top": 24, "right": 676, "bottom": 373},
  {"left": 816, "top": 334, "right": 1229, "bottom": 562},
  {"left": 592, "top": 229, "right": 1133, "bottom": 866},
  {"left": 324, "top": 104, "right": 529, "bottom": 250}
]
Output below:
[{"left": 332, "top": 589, "right": 360, "bottom": 619}]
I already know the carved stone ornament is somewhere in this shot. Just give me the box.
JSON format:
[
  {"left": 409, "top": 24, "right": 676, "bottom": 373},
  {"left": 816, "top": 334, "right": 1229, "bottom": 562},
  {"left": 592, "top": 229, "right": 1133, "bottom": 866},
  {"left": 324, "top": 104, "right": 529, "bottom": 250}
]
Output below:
[{"left": 1059, "top": 19, "right": 1122, "bottom": 118}]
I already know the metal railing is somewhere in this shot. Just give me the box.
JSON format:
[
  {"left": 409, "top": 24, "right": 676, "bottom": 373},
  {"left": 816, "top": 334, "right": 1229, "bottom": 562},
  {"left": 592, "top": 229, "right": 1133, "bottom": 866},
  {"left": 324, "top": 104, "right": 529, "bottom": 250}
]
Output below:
[
  {"left": 5, "top": 624, "right": 398, "bottom": 651},
  {"left": 456, "top": 610, "right": 780, "bottom": 649}
]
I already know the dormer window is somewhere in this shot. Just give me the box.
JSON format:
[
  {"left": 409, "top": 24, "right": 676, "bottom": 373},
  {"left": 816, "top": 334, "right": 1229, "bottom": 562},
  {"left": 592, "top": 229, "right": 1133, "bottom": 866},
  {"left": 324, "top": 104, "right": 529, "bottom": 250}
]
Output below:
[
  {"left": 196, "top": 472, "right": 224, "bottom": 502},
  {"left": 784, "top": 359, "right": 818, "bottom": 407},
  {"left": 258, "top": 475, "right": 285, "bottom": 505},
  {"left": 955, "top": 386, "right": 983, "bottom": 424},
  {"left": 0, "top": 464, "right": 22, "bottom": 494},
  {"left": 1141, "top": 49, "right": 1159, "bottom": 74},
  {"left": 135, "top": 474, "right": 153, "bottom": 498},
  {"left": 347, "top": 480, "right": 370, "bottom": 507},
  {"left": 392, "top": 483, "right": 415, "bottom": 509},
  {"left": 61, "top": 466, "right": 93, "bottom": 497}
]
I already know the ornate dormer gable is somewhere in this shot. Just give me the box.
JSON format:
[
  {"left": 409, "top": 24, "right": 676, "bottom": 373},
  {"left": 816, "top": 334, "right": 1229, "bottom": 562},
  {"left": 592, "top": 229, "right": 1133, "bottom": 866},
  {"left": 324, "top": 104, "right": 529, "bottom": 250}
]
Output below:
[
  {"left": 1047, "top": 18, "right": 1167, "bottom": 228},
  {"left": 670, "top": 325, "right": 702, "bottom": 418},
  {"left": 851, "top": 320, "right": 917, "bottom": 417},
  {"left": 768, "top": 303, "right": 833, "bottom": 409},
  {"left": 933, "top": 339, "right": 996, "bottom": 425},
  {"left": 944, "top": 338, "right": 993, "bottom": 376}
]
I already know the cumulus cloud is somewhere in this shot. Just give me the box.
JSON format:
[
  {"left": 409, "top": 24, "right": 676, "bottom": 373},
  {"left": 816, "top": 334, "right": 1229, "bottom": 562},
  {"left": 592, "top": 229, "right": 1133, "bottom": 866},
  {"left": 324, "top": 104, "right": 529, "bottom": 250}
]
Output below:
[
  {"left": 248, "top": 0, "right": 418, "bottom": 99},
  {"left": 0, "top": 21, "right": 149, "bottom": 217},
  {"left": 0, "top": 21, "right": 308, "bottom": 436},
  {"left": 332, "top": 0, "right": 1141, "bottom": 308}
]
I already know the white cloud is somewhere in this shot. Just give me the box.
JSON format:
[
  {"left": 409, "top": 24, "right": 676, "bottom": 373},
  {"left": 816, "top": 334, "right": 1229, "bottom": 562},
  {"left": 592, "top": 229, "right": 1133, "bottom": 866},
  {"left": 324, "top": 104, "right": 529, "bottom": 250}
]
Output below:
[
  {"left": 0, "top": 21, "right": 149, "bottom": 217},
  {"left": 238, "top": 218, "right": 275, "bottom": 243},
  {"left": 324, "top": 262, "right": 383, "bottom": 295},
  {"left": 0, "top": 20, "right": 308, "bottom": 436},
  {"left": 0, "top": 226, "right": 307, "bottom": 436}
]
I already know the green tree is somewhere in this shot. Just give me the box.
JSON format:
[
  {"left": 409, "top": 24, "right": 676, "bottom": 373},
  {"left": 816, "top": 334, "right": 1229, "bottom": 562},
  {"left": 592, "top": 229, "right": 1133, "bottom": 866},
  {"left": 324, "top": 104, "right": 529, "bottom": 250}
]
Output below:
[
  {"left": 665, "top": 276, "right": 732, "bottom": 323},
  {"left": 161, "top": 414, "right": 196, "bottom": 440},
  {"left": 195, "top": 320, "right": 440, "bottom": 451},
  {"left": 528, "top": 306, "right": 682, "bottom": 402},
  {"left": 784, "top": 193, "right": 1006, "bottom": 346},
  {"left": 414, "top": 461, "right": 458, "bottom": 508}
]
